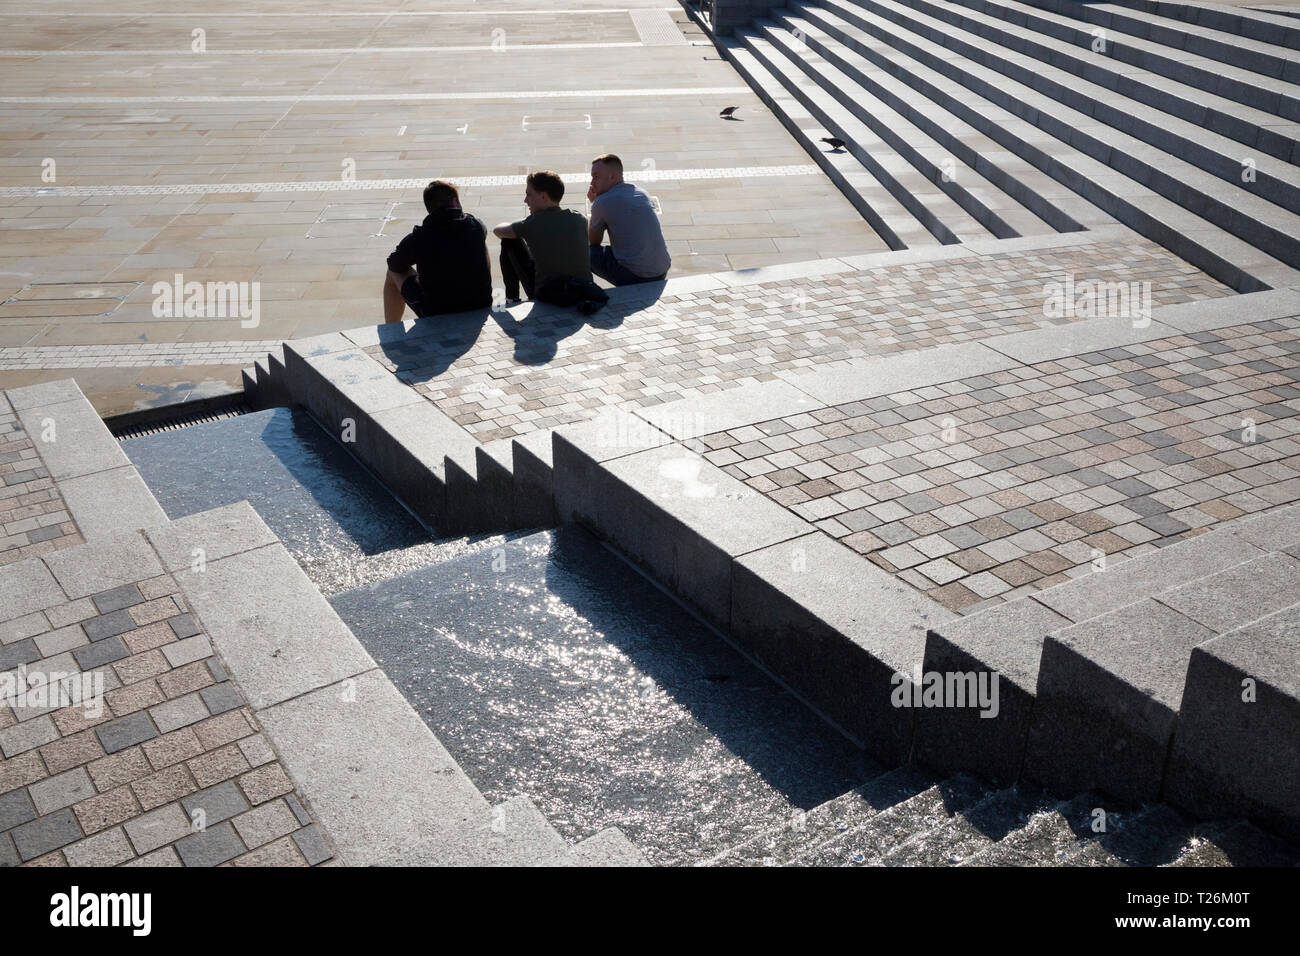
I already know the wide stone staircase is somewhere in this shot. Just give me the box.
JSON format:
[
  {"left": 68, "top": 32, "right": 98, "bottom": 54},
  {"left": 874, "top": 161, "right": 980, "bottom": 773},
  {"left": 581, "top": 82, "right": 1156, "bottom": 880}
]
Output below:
[
  {"left": 702, "top": 767, "right": 1299, "bottom": 865},
  {"left": 918, "top": 504, "right": 1300, "bottom": 841},
  {"left": 711, "top": 0, "right": 1300, "bottom": 291}
]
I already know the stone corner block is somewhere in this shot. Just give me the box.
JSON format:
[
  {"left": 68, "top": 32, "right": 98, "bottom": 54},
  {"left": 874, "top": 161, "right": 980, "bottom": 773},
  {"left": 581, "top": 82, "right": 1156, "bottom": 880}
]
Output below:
[
  {"left": 146, "top": 500, "right": 279, "bottom": 573},
  {"left": 1022, "top": 599, "right": 1213, "bottom": 804},
  {"left": 914, "top": 598, "right": 1068, "bottom": 788},
  {"left": 731, "top": 532, "right": 951, "bottom": 764},
  {"left": 1165, "top": 606, "right": 1300, "bottom": 842}
]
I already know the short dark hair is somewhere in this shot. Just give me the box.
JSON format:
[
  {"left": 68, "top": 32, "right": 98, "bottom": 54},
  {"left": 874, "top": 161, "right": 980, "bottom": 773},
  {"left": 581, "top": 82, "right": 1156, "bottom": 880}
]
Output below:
[
  {"left": 526, "top": 170, "right": 565, "bottom": 203},
  {"left": 593, "top": 153, "right": 623, "bottom": 174},
  {"left": 423, "top": 180, "right": 460, "bottom": 213}
]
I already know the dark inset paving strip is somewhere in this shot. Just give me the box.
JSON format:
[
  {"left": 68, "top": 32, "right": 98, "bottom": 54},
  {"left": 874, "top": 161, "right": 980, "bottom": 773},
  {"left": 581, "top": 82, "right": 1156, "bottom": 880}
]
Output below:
[
  {"left": 121, "top": 407, "right": 515, "bottom": 594},
  {"left": 329, "top": 526, "right": 876, "bottom": 865}
]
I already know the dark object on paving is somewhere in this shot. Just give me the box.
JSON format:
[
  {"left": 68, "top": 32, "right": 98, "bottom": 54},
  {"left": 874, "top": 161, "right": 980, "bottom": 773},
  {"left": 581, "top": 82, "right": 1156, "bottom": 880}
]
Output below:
[
  {"left": 821, "top": 137, "right": 847, "bottom": 151},
  {"left": 719, "top": 106, "right": 739, "bottom": 117}
]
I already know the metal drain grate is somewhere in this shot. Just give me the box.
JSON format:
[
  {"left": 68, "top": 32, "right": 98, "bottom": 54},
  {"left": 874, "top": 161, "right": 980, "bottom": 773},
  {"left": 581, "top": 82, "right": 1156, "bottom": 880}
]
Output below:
[{"left": 108, "top": 399, "right": 252, "bottom": 440}]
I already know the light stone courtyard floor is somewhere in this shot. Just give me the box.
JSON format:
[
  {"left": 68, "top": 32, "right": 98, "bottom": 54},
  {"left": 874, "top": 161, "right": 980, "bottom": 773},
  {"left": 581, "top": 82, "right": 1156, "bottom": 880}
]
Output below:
[{"left": 0, "top": 0, "right": 887, "bottom": 414}]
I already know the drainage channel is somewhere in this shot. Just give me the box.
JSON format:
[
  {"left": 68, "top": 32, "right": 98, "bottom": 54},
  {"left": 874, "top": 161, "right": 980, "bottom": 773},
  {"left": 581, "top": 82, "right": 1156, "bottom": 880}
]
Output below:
[{"left": 120, "top": 405, "right": 875, "bottom": 864}]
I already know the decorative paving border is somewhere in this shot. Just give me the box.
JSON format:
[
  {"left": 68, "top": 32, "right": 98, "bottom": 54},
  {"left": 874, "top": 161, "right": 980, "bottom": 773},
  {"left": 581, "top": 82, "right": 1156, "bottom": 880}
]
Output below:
[
  {"left": 688, "top": 316, "right": 1300, "bottom": 612},
  {"left": 0, "top": 394, "right": 81, "bottom": 567}
]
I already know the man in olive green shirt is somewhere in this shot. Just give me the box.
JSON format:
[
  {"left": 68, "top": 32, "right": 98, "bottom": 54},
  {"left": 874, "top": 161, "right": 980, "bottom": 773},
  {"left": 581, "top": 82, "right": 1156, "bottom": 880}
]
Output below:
[{"left": 493, "top": 170, "right": 591, "bottom": 303}]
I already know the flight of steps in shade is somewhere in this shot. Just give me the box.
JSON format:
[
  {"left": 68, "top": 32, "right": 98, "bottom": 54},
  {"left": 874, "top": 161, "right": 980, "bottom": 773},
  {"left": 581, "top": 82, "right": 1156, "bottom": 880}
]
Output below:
[
  {"left": 714, "top": 0, "right": 1300, "bottom": 291},
  {"left": 917, "top": 502, "right": 1300, "bottom": 845},
  {"left": 701, "top": 766, "right": 1300, "bottom": 866}
]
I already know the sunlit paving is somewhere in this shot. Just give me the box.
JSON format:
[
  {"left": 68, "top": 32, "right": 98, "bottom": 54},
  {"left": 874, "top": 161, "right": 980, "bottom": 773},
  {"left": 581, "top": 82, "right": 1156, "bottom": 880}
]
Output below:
[{"left": 1, "top": 0, "right": 1298, "bottom": 921}]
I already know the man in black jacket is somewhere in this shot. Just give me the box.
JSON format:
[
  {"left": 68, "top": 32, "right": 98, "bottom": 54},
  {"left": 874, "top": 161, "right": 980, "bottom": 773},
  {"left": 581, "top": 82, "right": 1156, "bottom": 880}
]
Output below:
[{"left": 383, "top": 180, "right": 493, "bottom": 323}]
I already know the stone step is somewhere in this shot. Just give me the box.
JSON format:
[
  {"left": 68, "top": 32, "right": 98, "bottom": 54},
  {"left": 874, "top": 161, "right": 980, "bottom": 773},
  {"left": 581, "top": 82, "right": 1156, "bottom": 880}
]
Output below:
[
  {"left": 775, "top": 3, "right": 1101, "bottom": 232},
  {"left": 878, "top": 784, "right": 1052, "bottom": 865},
  {"left": 1168, "top": 819, "right": 1300, "bottom": 866},
  {"left": 1101, "top": 0, "right": 1300, "bottom": 51},
  {"left": 1166, "top": 601, "right": 1300, "bottom": 842},
  {"left": 240, "top": 366, "right": 259, "bottom": 406},
  {"left": 959, "top": 790, "right": 1107, "bottom": 865},
  {"left": 571, "top": 827, "right": 651, "bottom": 866},
  {"left": 702, "top": 764, "right": 931, "bottom": 866},
  {"left": 920, "top": 506, "right": 1300, "bottom": 812},
  {"left": 791, "top": 774, "right": 991, "bottom": 865},
  {"left": 787, "top": 0, "right": 1284, "bottom": 290},
  {"left": 930, "top": 0, "right": 1300, "bottom": 166},
  {"left": 253, "top": 347, "right": 290, "bottom": 410},
  {"left": 818, "top": 0, "right": 1300, "bottom": 272},
  {"left": 1026, "top": 0, "right": 1300, "bottom": 79},
  {"left": 1070, "top": 803, "right": 1197, "bottom": 866},
  {"left": 936, "top": 0, "right": 1300, "bottom": 119},
  {"left": 925, "top": 0, "right": 1300, "bottom": 164},
  {"left": 738, "top": 28, "right": 984, "bottom": 244},
  {"left": 719, "top": 39, "right": 943, "bottom": 249},
  {"left": 752, "top": 16, "right": 1051, "bottom": 240},
  {"left": 1025, "top": 549, "right": 1300, "bottom": 804},
  {"left": 889, "top": 0, "right": 1300, "bottom": 210},
  {"left": 379, "top": 795, "right": 574, "bottom": 866}
]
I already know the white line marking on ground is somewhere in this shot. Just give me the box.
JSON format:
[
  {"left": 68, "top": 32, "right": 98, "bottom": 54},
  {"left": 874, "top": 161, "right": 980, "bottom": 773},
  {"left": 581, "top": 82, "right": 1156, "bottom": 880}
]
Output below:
[
  {"left": 0, "top": 8, "right": 680, "bottom": 14},
  {"left": 0, "top": 42, "right": 646, "bottom": 55},
  {"left": 0, "top": 166, "right": 819, "bottom": 198},
  {"left": 0, "top": 87, "right": 749, "bottom": 104}
]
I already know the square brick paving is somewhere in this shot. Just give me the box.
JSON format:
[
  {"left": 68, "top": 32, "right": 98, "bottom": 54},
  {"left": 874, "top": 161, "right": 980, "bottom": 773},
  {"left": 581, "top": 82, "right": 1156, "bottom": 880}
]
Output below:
[
  {"left": 0, "top": 401, "right": 82, "bottom": 567},
  {"left": 1, "top": 567, "right": 334, "bottom": 867},
  {"left": 686, "top": 316, "right": 1300, "bottom": 612},
  {"left": 364, "top": 237, "right": 1230, "bottom": 443}
]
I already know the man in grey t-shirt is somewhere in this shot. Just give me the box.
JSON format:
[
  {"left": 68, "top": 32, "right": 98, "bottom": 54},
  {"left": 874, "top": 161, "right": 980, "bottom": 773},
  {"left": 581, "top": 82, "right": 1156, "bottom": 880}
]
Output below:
[{"left": 586, "top": 153, "right": 671, "bottom": 286}]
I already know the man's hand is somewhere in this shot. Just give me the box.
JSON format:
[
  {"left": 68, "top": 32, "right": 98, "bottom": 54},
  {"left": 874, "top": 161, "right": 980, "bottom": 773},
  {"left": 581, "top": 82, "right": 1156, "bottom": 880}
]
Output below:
[{"left": 587, "top": 183, "right": 598, "bottom": 202}]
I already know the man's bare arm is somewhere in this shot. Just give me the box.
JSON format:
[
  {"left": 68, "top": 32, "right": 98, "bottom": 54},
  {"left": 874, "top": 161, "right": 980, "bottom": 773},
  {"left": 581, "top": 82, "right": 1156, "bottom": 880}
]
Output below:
[
  {"left": 588, "top": 220, "right": 605, "bottom": 246},
  {"left": 493, "top": 222, "right": 516, "bottom": 239}
]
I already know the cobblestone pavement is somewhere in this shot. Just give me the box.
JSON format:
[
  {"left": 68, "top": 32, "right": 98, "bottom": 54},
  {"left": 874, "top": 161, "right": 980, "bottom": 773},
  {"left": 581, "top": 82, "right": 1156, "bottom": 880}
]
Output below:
[
  {"left": 0, "top": 405, "right": 80, "bottom": 567},
  {"left": 364, "top": 238, "right": 1231, "bottom": 443},
  {"left": 0, "top": 563, "right": 335, "bottom": 867},
  {"left": 687, "top": 316, "right": 1300, "bottom": 613}
]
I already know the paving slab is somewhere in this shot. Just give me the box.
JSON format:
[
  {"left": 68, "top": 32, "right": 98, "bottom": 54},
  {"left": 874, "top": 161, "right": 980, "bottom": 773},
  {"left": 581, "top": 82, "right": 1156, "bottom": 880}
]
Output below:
[
  {"left": 43, "top": 530, "right": 162, "bottom": 600},
  {"left": 14, "top": 397, "right": 130, "bottom": 482},
  {"left": 782, "top": 342, "right": 1020, "bottom": 406},
  {"left": 634, "top": 379, "right": 824, "bottom": 441},
  {"left": 145, "top": 501, "right": 280, "bottom": 573},
  {"left": 175, "top": 544, "right": 375, "bottom": 709},
  {"left": 0, "top": 557, "right": 66, "bottom": 623},
  {"left": 1166, "top": 603, "right": 1300, "bottom": 841},
  {"left": 731, "top": 531, "right": 951, "bottom": 762},
  {"left": 380, "top": 795, "right": 573, "bottom": 867},
  {"left": 55, "top": 466, "right": 167, "bottom": 540},
  {"left": 1156, "top": 551, "right": 1300, "bottom": 633},
  {"left": 916, "top": 598, "right": 1070, "bottom": 786},
  {"left": 1023, "top": 599, "right": 1214, "bottom": 803},
  {"left": 256, "top": 670, "right": 489, "bottom": 867},
  {"left": 1032, "top": 531, "right": 1265, "bottom": 624}
]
